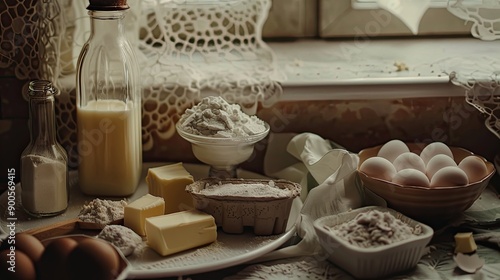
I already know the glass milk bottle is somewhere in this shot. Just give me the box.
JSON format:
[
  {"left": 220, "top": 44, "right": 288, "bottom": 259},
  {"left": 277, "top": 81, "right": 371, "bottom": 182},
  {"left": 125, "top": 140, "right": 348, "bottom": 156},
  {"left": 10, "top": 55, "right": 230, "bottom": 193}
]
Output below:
[
  {"left": 76, "top": 0, "right": 142, "bottom": 196},
  {"left": 21, "top": 80, "right": 69, "bottom": 217}
]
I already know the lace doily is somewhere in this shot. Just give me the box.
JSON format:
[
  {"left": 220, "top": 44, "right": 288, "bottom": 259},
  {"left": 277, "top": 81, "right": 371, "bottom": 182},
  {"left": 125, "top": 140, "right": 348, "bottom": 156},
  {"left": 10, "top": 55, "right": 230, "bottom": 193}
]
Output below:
[
  {"left": 136, "top": 0, "right": 284, "bottom": 149},
  {"left": 0, "top": 0, "right": 283, "bottom": 162},
  {"left": 447, "top": 56, "right": 500, "bottom": 139},
  {"left": 447, "top": 0, "right": 500, "bottom": 41},
  {"left": 437, "top": 0, "right": 500, "bottom": 140},
  {"left": 3, "top": 0, "right": 500, "bottom": 161}
]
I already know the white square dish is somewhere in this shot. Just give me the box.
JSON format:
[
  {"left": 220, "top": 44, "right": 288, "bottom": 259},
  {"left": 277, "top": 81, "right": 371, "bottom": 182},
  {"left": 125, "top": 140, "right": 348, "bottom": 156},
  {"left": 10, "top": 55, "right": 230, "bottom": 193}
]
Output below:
[{"left": 313, "top": 206, "right": 434, "bottom": 279}]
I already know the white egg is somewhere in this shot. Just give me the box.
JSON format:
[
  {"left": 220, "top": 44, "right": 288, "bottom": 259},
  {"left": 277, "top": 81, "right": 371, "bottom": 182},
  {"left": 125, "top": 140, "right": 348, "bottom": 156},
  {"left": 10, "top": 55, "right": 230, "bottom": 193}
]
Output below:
[
  {"left": 392, "top": 169, "right": 430, "bottom": 187},
  {"left": 458, "top": 156, "right": 489, "bottom": 183},
  {"left": 420, "top": 142, "right": 454, "bottom": 165},
  {"left": 430, "top": 166, "right": 469, "bottom": 187},
  {"left": 377, "top": 140, "right": 410, "bottom": 163},
  {"left": 426, "top": 154, "right": 457, "bottom": 179},
  {"left": 393, "top": 152, "right": 426, "bottom": 173},
  {"left": 359, "top": 156, "right": 397, "bottom": 181}
]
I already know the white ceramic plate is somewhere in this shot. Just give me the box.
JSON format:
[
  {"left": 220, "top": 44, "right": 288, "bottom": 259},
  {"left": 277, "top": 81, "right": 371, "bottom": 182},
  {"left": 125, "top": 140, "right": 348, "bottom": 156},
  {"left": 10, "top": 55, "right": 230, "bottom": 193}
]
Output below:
[
  {"left": 0, "top": 162, "right": 301, "bottom": 278},
  {"left": 128, "top": 200, "right": 299, "bottom": 278}
]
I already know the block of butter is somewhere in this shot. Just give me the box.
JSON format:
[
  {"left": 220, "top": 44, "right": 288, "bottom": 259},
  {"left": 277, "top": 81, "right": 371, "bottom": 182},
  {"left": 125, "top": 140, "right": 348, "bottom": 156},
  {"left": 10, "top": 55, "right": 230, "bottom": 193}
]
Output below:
[
  {"left": 145, "top": 209, "right": 217, "bottom": 256},
  {"left": 146, "top": 163, "right": 194, "bottom": 214},
  {"left": 454, "top": 232, "right": 477, "bottom": 254},
  {"left": 124, "top": 194, "right": 165, "bottom": 236}
]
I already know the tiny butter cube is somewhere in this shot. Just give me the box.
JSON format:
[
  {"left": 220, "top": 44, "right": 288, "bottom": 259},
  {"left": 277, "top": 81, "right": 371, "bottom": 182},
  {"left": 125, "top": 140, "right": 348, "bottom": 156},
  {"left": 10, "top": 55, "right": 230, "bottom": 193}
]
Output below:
[
  {"left": 145, "top": 209, "right": 217, "bottom": 256},
  {"left": 146, "top": 163, "right": 194, "bottom": 214},
  {"left": 454, "top": 232, "right": 477, "bottom": 254},
  {"left": 124, "top": 194, "right": 165, "bottom": 236}
]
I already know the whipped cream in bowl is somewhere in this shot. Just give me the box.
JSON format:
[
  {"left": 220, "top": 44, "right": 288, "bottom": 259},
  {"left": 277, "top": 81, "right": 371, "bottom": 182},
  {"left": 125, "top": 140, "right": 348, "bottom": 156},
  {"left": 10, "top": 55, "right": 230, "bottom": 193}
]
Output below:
[{"left": 176, "top": 96, "right": 270, "bottom": 178}]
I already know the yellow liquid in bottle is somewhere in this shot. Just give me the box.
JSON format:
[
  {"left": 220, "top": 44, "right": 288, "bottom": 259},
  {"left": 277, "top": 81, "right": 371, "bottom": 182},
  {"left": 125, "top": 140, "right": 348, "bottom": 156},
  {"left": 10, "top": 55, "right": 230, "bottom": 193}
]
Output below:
[{"left": 77, "top": 99, "right": 142, "bottom": 196}]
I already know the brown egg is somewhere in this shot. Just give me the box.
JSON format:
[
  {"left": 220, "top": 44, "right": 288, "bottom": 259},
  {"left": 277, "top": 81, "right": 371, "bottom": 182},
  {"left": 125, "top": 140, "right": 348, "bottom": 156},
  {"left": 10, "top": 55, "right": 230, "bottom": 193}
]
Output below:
[
  {"left": 68, "top": 238, "right": 120, "bottom": 280},
  {"left": 37, "top": 237, "right": 79, "bottom": 280},
  {"left": 0, "top": 249, "right": 36, "bottom": 280},
  {"left": 15, "top": 233, "right": 44, "bottom": 263}
]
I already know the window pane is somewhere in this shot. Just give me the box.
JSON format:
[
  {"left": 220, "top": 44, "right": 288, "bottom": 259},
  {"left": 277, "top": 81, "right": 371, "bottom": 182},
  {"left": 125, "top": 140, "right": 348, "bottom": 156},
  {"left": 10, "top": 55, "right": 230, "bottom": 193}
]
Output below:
[{"left": 320, "top": 0, "right": 473, "bottom": 37}]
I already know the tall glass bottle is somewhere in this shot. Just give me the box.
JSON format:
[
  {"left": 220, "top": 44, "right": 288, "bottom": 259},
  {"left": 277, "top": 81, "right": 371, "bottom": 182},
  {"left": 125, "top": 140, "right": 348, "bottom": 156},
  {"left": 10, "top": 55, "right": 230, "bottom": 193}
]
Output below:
[
  {"left": 76, "top": 0, "right": 142, "bottom": 196},
  {"left": 21, "top": 80, "right": 69, "bottom": 217}
]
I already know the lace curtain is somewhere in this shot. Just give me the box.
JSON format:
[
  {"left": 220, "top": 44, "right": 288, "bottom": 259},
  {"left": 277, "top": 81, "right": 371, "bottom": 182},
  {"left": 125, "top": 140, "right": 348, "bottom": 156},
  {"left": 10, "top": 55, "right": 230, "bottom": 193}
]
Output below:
[
  {"left": 446, "top": 0, "right": 500, "bottom": 139},
  {"left": 1, "top": 0, "right": 500, "bottom": 161},
  {"left": 0, "top": 0, "right": 283, "bottom": 165}
]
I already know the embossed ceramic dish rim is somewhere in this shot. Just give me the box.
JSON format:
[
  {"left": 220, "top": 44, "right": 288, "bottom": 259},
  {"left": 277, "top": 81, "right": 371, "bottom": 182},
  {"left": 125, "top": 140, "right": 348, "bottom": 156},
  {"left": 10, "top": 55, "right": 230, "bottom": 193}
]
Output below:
[
  {"left": 186, "top": 178, "right": 301, "bottom": 201},
  {"left": 176, "top": 121, "right": 270, "bottom": 146},
  {"left": 356, "top": 143, "right": 495, "bottom": 221},
  {"left": 186, "top": 178, "right": 301, "bottom": 235},
  {"left": 313, "top": 206, "right": 434, "bottom": 279}
]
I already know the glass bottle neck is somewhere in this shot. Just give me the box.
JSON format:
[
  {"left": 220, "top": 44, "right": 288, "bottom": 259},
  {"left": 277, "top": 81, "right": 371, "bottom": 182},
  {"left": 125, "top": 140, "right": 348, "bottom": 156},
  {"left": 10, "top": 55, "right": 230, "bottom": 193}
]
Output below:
[
  {"left": 29, "top": 96, "right": 57, "bottom": 145},
  {"left": 88, "top": 10, "right": 127, "bottom": 40}
]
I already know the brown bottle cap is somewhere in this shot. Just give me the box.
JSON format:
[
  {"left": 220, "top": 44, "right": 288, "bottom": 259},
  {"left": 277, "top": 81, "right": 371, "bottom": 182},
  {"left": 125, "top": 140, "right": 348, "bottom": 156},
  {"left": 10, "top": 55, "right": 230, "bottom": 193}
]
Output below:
[{"left": 87, "top": 0, "right": 129, "bottom": 11}]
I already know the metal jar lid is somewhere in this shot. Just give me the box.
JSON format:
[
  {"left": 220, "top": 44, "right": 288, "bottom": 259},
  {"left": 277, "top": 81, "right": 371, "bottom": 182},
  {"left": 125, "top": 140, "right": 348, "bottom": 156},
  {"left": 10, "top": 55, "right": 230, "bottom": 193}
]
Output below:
[{"left": 87, "top": 0, "right": 129, "bottom": 11}]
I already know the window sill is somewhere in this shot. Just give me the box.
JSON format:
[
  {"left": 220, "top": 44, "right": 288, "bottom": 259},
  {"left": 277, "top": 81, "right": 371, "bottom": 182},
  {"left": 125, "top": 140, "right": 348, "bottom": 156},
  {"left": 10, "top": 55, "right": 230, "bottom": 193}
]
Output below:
[{"left": 269, "top": 37, "right": 500, "bottom": 100}]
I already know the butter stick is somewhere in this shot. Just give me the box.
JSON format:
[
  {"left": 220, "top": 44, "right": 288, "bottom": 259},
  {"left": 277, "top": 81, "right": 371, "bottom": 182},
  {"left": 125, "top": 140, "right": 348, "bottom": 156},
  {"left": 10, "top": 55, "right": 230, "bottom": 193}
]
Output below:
[
  {"left": 124, "top": 194, "right": 165, "bottom": 236},
  {"left": 454, "top": 232, "right": 477, "bottom": 254},
  {"left": 146, "top": 163, "right": 194, "bottom": 214},
  {"left": 145, "top": 209, "right": 217, "bottom": 256}
]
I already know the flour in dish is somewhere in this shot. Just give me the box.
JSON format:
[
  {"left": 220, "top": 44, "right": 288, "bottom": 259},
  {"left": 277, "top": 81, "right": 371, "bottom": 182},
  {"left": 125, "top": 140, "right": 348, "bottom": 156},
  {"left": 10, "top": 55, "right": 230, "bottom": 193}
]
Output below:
[{"left": 178, "top": 96, "right": 266, "bottom": 138}]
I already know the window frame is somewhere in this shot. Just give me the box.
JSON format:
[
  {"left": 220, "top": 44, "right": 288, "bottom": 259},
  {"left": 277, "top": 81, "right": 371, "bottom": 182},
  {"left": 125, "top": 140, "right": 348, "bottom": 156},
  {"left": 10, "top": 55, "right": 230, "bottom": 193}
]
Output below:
[
  {"left": 318, "top": 0, "right": 474, "bottom": 38},
  {"left": 263, "top": 0, "right": 318, "bottom": 38}
]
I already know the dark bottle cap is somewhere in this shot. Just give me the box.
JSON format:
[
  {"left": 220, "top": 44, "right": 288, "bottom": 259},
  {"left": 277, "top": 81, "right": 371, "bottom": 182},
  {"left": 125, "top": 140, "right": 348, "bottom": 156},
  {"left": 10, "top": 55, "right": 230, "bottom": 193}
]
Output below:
[{"left": 87, "top": 0, "right": 129, "bottom": 11}]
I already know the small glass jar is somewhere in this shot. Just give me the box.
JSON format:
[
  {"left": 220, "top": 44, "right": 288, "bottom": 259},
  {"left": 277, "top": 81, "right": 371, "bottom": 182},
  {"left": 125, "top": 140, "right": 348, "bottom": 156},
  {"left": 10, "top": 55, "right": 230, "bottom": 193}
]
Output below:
[{"left": 20, "top": 80, "right": 69, "bottom": 217}]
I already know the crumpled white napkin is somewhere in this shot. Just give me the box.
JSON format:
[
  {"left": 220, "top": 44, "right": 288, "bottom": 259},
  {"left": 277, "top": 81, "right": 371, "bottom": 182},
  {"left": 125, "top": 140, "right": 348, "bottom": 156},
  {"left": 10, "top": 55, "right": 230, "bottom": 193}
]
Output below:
[
  {"left": 257, "top": 132, "right": 384, "bottom": 262},
  {"left": 286, "top": 133, "right": 364, "bottom": 220}
]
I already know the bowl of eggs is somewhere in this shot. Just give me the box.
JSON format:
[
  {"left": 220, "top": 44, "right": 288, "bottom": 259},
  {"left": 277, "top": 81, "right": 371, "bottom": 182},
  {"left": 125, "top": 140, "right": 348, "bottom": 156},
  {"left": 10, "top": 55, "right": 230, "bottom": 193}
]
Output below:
[{"left": 357, "top": 140, "right": 495, "bottom": 223}]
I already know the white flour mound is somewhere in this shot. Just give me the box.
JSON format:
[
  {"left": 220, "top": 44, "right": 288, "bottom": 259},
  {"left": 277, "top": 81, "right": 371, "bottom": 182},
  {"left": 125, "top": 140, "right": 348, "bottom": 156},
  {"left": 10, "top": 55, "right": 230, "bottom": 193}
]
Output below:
[
  {"left": 326, "top": 210, "right": 422, "bottom": 248},
  {"left": 199, "top": 181, "right": 291, "bottom": 198},
  {"left": 178, "top": 96, "right": 266, "bottom": 138},
  {"left": 98, "top": 225, "right": 143, "bottom": 256},
  {"left": 78, "top": 198, "right": 127, "bottom": 226}
]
